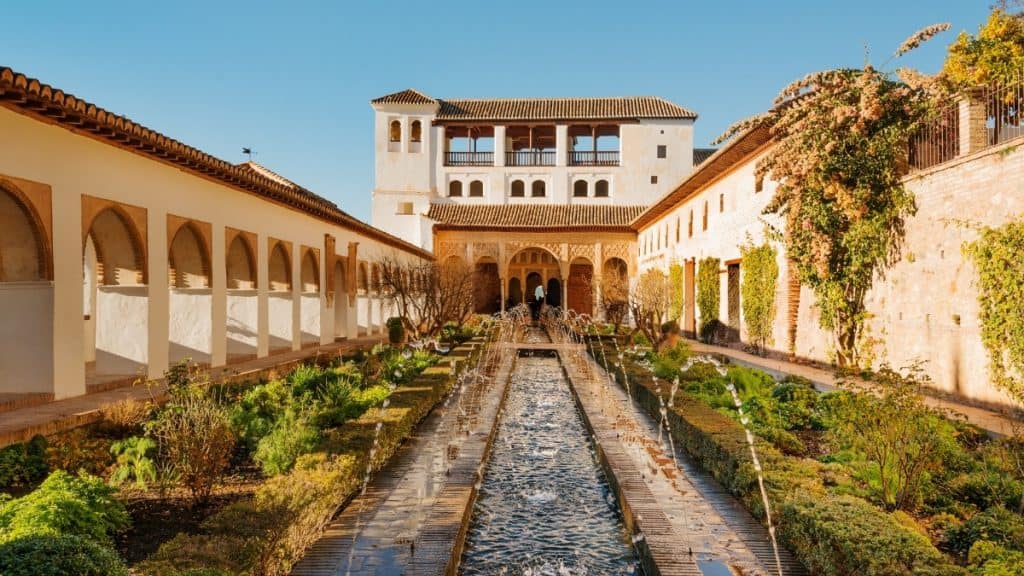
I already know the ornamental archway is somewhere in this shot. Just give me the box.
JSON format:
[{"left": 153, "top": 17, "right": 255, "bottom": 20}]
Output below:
[
  {"left": 507, "top": 247, "right": 561, "bottom": 308},
  {"left": 567, "top": 257, "right": 593, "bottom": 316}
]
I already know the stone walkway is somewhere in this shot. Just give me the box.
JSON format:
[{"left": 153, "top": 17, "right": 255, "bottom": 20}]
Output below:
[
  {"left": 687, "top": 339, "right": 1019, "bottom": 437},
  {"left": 292, "top": 341, "right": 514, "bottom": 576},
  {"left": 0, "top": 336, "right": 384, "bottom": 449},
  {"left": 560, "top": 342, "right": 806, "bottom": 576}
]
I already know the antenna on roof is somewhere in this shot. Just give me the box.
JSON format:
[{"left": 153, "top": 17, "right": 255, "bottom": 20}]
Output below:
[{"left": 242, "top": 147, "right": 256, "bottom": 162}]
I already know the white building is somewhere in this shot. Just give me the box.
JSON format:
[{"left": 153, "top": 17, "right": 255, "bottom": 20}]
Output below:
[{"left": 370, "top": 89, "right": 701, "bottom": 251}]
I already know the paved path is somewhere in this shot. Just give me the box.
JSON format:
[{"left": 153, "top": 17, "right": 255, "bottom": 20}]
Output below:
[
  {"left": 292, "top": 341, "right": 514, "bottom": 576},
  {"left": 561, "top": 341, "right": 806, "bottom": 576},
  {"left": 0, "top": 337, "right": 384, "bottom": 449},
  {"left": 686, "top": 339, "right": 1019, "bottom": 437}
]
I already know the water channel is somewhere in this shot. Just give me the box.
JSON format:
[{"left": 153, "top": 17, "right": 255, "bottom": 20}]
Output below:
[{"left": 459, "top": 330, "right": 639, "bottom": 575}]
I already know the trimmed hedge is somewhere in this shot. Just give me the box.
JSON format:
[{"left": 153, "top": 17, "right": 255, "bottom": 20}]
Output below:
[
  {"left": 589, "top": 338, "right": 965, "bottom": 576},
  {"left": 136, "top": 344, "right": 480, "bottom": 576}
]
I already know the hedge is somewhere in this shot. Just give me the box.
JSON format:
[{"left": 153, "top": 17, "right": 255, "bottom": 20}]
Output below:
[
  {"left": 589, "top": 337, "right": 964, "bottom": 576},
  {"left": 136, "top": 342, "right": 481, "bottom": 576}
]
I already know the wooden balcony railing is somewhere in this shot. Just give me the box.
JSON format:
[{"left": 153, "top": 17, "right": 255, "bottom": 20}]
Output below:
[
  {"left": 569, "top": 150, "right": 620, "bottom": 166},
  {"left": 445, "top": 151, "right": 494, "bottom": 166},
  {"left": 505, "top": 150, "right": 556, "bottom": 166}
]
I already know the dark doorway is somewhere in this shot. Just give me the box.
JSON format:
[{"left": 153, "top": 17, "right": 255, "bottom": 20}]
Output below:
[
  {"left": 567, "top": 262, "right": 593, "bottom": 315},
  {"left": 546, "top": 277, "right": 562, "bottom": 308},
  {"left": 727, "top": 262, "right": 741, "bottom": 342},
  {"left": 474, "top": 262, "right": 501, "bottom": 314},
  {"left": 509, "top": 277, "right": 523, "bottom": 307}
]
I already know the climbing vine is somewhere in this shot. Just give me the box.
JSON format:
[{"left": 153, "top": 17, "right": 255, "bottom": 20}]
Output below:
[
  {"left": 716, "top": 24, "right": 949, "bottom": 366},
  {"left": 696, "top": 257, "right": 720, "bottom": 336},
  {"left": 668, "top": 260, "right": 684, "bottom": 322},
  {"left": 943, "top": 7, "right": 1024, "bottom": 92},
  {"left": 740, "top": 241, "right": 779, "bottom": 355},
  {"left": 964, "top": 218, "right": 1024, "bottom": 405}
]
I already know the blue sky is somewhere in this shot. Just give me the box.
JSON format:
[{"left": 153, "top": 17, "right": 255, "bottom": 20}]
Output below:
[{"left": 3, "top": 1, "right": 991, "bottom": 221}]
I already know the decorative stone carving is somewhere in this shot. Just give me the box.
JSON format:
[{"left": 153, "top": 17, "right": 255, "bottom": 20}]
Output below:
[
  {"left": 567, "top": 243, "right": 594, "bottom": 264},
  {"left": 471, "top": 242, "right": 499, "bottom": 263},
  {"left": 435, "top": 240, "right": 466, "bottom": 263}
]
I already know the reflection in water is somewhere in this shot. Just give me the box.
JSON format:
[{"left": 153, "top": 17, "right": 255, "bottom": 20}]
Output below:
[{"left": 460, "top": 352, "right": 638, "bottom": 575}]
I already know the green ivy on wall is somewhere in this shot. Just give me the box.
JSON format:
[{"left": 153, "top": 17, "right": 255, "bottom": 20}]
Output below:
[
  {"left": 740, "top": 241, "right": 779, "bottom": 355},
  {"left": 697, "top": 257, "right": 720, "bottom": 334},
  {"left": 964, "top": 218, "right": 1024, "bottom": 404},
  {"left": 668, "top": 260, "right": 684, "bottom": 322}
]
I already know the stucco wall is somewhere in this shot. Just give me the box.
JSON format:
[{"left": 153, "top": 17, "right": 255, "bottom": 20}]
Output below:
[
  {"left": 300, "top": 293, "right": 321, "bottom": 345},
  {"left": 226, "top": 291, "right": 258, "bottom": 356},
  {"left": 168, "top": 289, "right": 212, "bottom": 364},
  {"left": 95, "top": 286, "right": 147, "bottom": 375},
  {"left": 0, "top": 283, "right": 53, "bottom": 394}
]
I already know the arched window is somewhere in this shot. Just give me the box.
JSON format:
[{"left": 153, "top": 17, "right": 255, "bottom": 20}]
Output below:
[
  {"left": 449, "top": 181, "right": 463, "bottom": 197},
  {"left": 0, "top": 185, "right": 49, "bottom": 282},
  {"left": 510, "top": 180, "right": 525, "bottom": 197},
  {"left": 573, "top": 180, "right": 588, "bottom": 197},
  {"left": 688, "top": 210, "right": 694, "bottom": 237},
  {"left": 389, "top": 120, "right": 401, "bottom": 143},
  {"left": 531, "top": 180, "right": 546, "bottom": 197},
  {"left": 301, "top": 250, "right": 320, "bottom": 293},
  {"left": 702, "top": 200, "right": 708, "bottom": 231},
  {"left": 169, "top": 223, "right": 210, "bottom": 289},
  {"left": 411, "top": 120, "right": 422, "bottom": 142},
  {"left": 268, "top": 242, "right": 292, "bottom": 292},
  {"left": 469, "top": 180, "right": 484, "bottom": 197},
  {"left": 594, "top": 179, "right": 609, "bottom": 197}
]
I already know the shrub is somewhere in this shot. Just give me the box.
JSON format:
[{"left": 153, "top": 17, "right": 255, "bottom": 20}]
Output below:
[
  {"left": 386, "top": 316, "right": 405, "bottom": 344},
  {"left": 99, "top": 397, "right": 152, "bottom": 435},
  {"left": 968, "top": 540, "right": 1024, "bottom": 576},
  {"left": 109, "top": 436, "right": 157, "bottom": 490},
  {"left": 0, "top": 435, "right": 48, "bottom": 491},
  {"left": 0, "top": 470, "right": 129, "bottom": 545},
  {"left": 45, "top": 428, "right": 112, "bottom": 477},
  {"left": 945, "top": 506, "right": 1024, "bottom": 558},
  {"left": 740, "top": 240, "right": 779, "bottom": 354},
  {"left": 254, "top": 410, "right": 321, "bottom": 476},
  {"left": 148, "top": 385, "right": 236, "bottom": 505},
  {"left": 825, "top": 367, "right": 964, "bottom": 511},
  {"left": 0, "top": 534, "right": 128, "bottom": 576},
  {"left": 696, "top": 257, "right": 720, "bottom": 335}
]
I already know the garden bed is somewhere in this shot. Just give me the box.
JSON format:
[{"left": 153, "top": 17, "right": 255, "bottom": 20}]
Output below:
[
  {"left": 588, "top": 334, "right": 1024, "bottom": 575},
  {"left": 0, "top": 338, "right": 484, "bottom": 576}
]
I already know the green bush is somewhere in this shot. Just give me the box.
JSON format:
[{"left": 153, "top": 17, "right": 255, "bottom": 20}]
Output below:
[
  {"left": 254, "top": 410, "right": 321, "bottom": 476},
  {"left": 945, "top": 506, "right": 1024, "bottom": 558},
  {"left": 968, "top": 540, "right": 1024, "bottom": 576},
  {"left": 0, "top": 470, "right": 128, "bottom": 545},
  {"left": 0, "top": 435, "right": 48, "bottom": 491},
  {"left": 0, "top": 534, "right": 128, "bottom": 576},
  {"left": 386, "top": 316, "right": 405, "bottom": 344}
]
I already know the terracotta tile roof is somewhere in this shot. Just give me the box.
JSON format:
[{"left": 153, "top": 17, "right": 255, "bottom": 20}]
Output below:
[
  {"left": 371, "top": 89, "right": 437, "bottom": 105},
  {"left": 632, "top": 125, "right": 772, "bottom": 230},
  {"left": 0, "top": 66, "right": 431, "bottom": 260},
  {"left": 433, "top": 96, "right": 696, "bottom": 122},
  {"left": 693, "top": 148, "right": 717, "bottom": 166},
  {"left": 428, "top": 203, "right": 646, "bottom": 231}
]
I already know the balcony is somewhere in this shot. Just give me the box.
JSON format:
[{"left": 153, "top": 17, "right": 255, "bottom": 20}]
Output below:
[
  {"left": 445, "top": 151, "right": 494, "bottom": 166},
  {"left": 505, "top": 150, "right": 556, "bottom": 166},
  {"left": 569, "top": 150, "right": 619, "bottom": 166}
]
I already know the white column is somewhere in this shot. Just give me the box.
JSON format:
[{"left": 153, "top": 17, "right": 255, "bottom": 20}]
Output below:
[
  {"left": 51, "top": 190, "right": 85, "bottom": 398},
  {"left": 320, "top": 250, "right": 332, "bottom": 346},
  {"left": 494, "top": 125, "right": 506, "bottom": 167},
  {"left": 211, "top": 223, "right": 227, "bottom": 366},
  {"left": 256, "top": 235, "right": 269, "bottom": 357},
  {"left": 291, "top": 244, "right": 301, "bottom": 351},
  {"left": 555, "top": 124, "right": 568, "bottom": 167},
  {"left": 147, "top": 211, "right": 169, "bottom": 378}
]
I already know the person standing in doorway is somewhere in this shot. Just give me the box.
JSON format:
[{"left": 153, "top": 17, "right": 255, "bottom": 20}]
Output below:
[{"left": 532, "top": 283, "right": 545, "bottom": 321}]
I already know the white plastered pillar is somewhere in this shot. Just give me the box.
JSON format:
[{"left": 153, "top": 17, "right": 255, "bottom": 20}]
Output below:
[
  {"left": 291, "top": 242, "right": 302, "bottom": 351},
  {"left": 256, "top": 234, "right": 269, "bottom": 357},
  {"left": 52, "top": 190, "right": 85, "bottom": 398},
  {"left": 210, "top": 222, "right": 227, "bottom": 366},
  {"left": 147, "top": 210, "right": 170, "bottom": 378}
]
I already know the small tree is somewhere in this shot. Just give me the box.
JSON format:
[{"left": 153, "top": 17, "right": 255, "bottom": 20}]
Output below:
[
  {"left": 628, "top": 269, "right": 671, "bottom": 347},
  {"left": 943, "top": 6, "right": 1024, "bottom": 90},
  {"left": 740, "top": 241, "right": 779, "bottom": 355},
  {"left": 696, "top": 257, "right": 721, "bottom": 338},
  {"left": 716, "top": 23, "right": 949, "bottom": 366},
  {"left": 599, "top": 261, "right": 630, "bottom": 332},
  {"left": 377, "top": 253, "right": 475, "bottom": 338}
]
